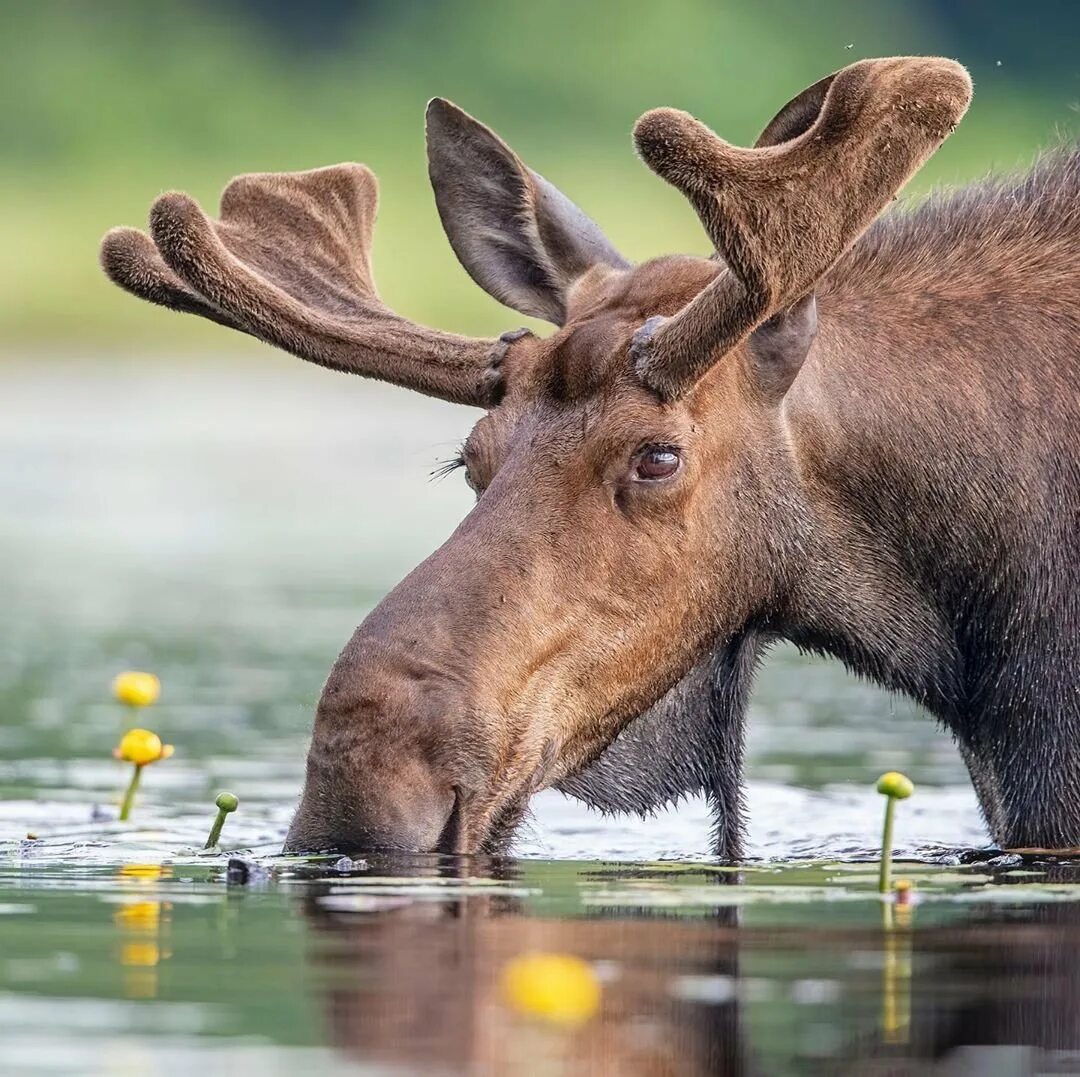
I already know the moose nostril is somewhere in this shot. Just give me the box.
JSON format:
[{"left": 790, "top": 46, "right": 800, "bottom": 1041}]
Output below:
[{"left": 435, "top": 787, "right": 468, "bottom": 855}]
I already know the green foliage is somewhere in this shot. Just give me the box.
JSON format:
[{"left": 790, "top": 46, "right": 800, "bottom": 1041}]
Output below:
[{"left": 0, "top": 0, "right": 1075, "bottom": 347}]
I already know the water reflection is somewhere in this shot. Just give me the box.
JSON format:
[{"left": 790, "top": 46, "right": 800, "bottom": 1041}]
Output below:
[
  {"left": 898, "top": 902, "right": 1080, "bottom": 1073},
  {"left": 302, "top": 867, "right": 745, "bottom": 1075},
  {"left": 880, "top": 898, "right": 914, "bottom": 1046},
  {"left": 113, "top": 863, "right": 171, "bottom": 999},
  {"left": 294, "top": 859, "right": 1080, "bottom": 1076}
]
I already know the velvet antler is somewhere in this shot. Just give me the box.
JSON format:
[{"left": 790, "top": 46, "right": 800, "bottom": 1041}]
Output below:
[
  {"left": 100, "top": 164, "right": 506, "bottom": 407},
  {"left": 630, "top": 57, "right": 973, "bottom": 399}
]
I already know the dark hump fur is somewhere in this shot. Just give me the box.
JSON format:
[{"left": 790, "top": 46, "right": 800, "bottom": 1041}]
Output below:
[{"left": 825, "top": 144, "right": 1080, "bottom": 302}]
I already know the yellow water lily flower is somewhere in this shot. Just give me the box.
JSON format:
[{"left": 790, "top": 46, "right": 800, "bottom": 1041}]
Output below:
[
  {"left": 114, "top": 730, "right": 174, "bottom": 821},
  {"left": 114, "top": 728, "right": 174, "bottom": 766},
  {"left": 502, "top": 952, "right": 601, "bottom": 1026},
  {"left": 112, "top": 671, "right": 161, "bottom": 708}
]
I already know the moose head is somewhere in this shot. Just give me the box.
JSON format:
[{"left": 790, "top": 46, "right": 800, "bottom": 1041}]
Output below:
[{"left": 101, "top": 58, "right": 971, "bottom": 854}]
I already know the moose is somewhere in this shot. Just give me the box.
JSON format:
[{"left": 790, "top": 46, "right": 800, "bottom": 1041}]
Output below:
[{"left": 101, "top": 56, "right": 1080, "bottom": 858}]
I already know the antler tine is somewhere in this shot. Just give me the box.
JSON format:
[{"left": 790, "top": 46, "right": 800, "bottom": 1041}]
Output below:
[
  {"left": 100, "top": 226, "right": 242, "bottom": 329},
  {"left": 631, "top": 57, "right": 973, "bottom": 400},
  {"left": 100, "top": 164, "right": 504, "bottom": 407}
]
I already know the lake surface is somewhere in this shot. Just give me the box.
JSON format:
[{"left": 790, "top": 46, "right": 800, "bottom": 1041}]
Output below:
[{"left": 3, "top": 358, "right": 1079, "bottom": 1075}]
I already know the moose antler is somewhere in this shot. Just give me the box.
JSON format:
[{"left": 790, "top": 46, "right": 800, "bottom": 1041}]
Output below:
[
  {"left": 630, "top": 57, "right": 973, "bottom": 399},
  {"left": 100, "top": 164, "right": 507, "bottom": 407}
]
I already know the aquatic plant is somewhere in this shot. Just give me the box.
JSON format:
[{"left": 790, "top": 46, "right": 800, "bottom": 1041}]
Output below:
[
  {"left": 501, "top": 952, "right": 601, "bottom": 1026},
  {"left": 204, "top": 792, "right": 239, "bottom": 849},
  {"left": 111, "top": 671, "right": 161, "bottom": 710},
  {"left": 876, "top": 771, "right": 915, "bottom": 893},
  {"left": 113, "top": 728, "right": 174, "bottom": 822}
]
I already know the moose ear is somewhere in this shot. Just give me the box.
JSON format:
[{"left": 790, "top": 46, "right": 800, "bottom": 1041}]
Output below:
[
  {"left": 746, "top": 292, "right": 817, "bottom": 398},
  {"left": 754, "top": 73, "right": 836, "bottom": 149},
  {"left": 740, "top": 79, "right": 831, "bottom": 399},
  {"left": 426, "top": 98, "right": 629, "bottom": 325}
]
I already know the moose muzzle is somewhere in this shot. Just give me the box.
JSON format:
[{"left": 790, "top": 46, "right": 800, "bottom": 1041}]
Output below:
[{"left": 283, "top": 643, "right": 473, "bottom": 853}]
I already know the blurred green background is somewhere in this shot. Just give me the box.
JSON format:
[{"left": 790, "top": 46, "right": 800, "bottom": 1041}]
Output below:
[{"left": 2, "top": 0, "right": 1078, "bottom": 353}]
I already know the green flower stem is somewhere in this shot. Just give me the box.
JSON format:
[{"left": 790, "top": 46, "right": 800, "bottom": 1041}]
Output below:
[
  {"left": 205, "top": 810, "right": 227, "bottom": 849},
  {"left": 878, "top": 795, "right": 897, "bottom": 894},
  {"left": 204, "top": 792, "right": 239, "bottom": 849},
  {"left": 119, "top": 764, "right": 143, "bottom": 822}
]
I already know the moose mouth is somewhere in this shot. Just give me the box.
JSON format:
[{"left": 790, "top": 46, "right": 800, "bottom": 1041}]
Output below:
[
  {"left": 430, "top": 760, "right": 552, "bottom": 856},
  {"left": 303, "top": 791, "right": 531, "bottom": 859},
  {"left": 435, "top": 790, "right": 530, "bottom": 857},
  {"left": 283, "top": 735, "right": 548, "bottom": 857}
]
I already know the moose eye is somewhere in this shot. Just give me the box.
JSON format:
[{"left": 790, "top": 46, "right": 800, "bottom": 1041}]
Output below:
[{"left": 633, "top": 446, "right": 682, "bottom": 481}]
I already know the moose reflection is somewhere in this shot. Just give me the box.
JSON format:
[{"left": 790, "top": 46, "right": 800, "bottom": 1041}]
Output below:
[
  {"left": 295, "top": 861, "right": 1080, "bottom": 1076},
  {"left": 301, "top": 860, "right": 746, "bottom": 1076}
]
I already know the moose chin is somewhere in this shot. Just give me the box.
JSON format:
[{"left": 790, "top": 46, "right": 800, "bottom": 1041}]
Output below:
[{"left": 100, "top": 56, "right": 1080, "bottom": 858}]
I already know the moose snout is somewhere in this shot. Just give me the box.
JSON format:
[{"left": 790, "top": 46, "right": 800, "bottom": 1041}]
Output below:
[
  {"left": 285, "top": 734, "right": 458, "bottom": 854},
  {"left": 283, "top": 652, "right": 486, "bottom": 854}
]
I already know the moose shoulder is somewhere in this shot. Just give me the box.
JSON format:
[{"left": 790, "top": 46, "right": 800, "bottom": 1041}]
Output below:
[{"left": 100, "top": 57, "right": 1080, "bottom": 857}]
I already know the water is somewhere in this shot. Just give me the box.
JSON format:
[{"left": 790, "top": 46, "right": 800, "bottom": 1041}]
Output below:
[{"left": 3, "top": 357, "right": 1079, "bottom": 1075}]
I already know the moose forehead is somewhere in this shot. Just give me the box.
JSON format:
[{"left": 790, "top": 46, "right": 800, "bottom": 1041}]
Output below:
[
  {"left": 460, "top": 256, "right": 722, "bottom": 479},
  {"left": 504, "top": 255, "right": 722, "bottom": 407}
]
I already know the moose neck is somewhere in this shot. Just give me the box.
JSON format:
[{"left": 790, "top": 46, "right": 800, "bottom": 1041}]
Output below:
[{"left": 770, "top": 162, "right": 1080, "bottom": 736}]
